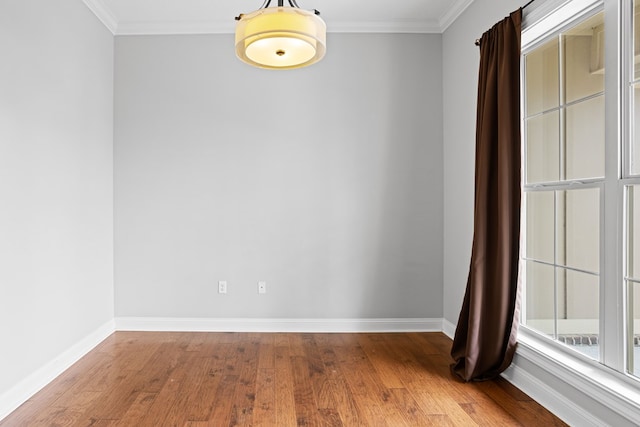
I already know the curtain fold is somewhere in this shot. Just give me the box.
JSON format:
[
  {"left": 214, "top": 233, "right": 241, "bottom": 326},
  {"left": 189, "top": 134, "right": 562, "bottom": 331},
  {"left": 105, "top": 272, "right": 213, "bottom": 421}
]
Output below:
[{"left": 450, "top": 8, "right": 523, "bottom": 382}]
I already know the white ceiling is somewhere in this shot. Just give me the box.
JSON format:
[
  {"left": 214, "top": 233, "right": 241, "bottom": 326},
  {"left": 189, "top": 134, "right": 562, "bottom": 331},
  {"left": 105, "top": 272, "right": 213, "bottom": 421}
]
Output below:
[{"left": 82, "top": 0, "right": 476, "bottom": 35}]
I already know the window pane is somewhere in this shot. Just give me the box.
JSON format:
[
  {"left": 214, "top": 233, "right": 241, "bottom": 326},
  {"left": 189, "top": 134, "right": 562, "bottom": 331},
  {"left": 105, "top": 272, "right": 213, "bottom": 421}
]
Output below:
[
  {"left": 526, "top": 191, "right": 555, "bottom": 263},
  {"left": 525, "top": 38, "right": 559, "bottom": 116},
  {"left": 632, "top": 85, "right": 640, "bottom": 175},
  {"left": 632, "top": 2, "right": 640, "bottom": 175},
  {"left": 563, "top": 13, "right": 605, "bottom": 103},
  {"left": 526, "top": 111, "right": 560, "bottom": 183},
  {"left": 564, "top": 269, "right": 599, "bottom": 322},
  {"left": 627, "top": 185, "right": 640, "bottom": 377},
  {"left": 629, "top": 280, "right": 640, "bottom": 376},
  {"left": 628, "top": 185, "right": 640, "bottom": 279},
  {"left": 565, "top": 95, "right": 605, "bottom": 180},
  {"left": 634, "top": 0, "right": 640, "bottom": 80},
  {"left": 524, "top": 261, "right": 555, "bottom": 337},
  {"left": 557, "top": 188, "right": 600, "bottom": 273},
  {"left": 559, "top": 269, "right": 599, "bottom": 361}
]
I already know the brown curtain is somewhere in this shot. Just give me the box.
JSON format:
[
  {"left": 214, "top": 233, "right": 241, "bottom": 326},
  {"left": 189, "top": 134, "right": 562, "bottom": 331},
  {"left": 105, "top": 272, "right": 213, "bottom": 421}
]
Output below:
[{"left": 450, "top": 9, "right": 523, "bottom": 382}]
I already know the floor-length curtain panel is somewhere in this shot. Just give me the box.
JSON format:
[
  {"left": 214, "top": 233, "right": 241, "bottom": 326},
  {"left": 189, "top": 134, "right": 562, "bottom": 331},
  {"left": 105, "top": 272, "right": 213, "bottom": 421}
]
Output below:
[{"left": 450, "top": 8, "right": 523, "bottom": 382}]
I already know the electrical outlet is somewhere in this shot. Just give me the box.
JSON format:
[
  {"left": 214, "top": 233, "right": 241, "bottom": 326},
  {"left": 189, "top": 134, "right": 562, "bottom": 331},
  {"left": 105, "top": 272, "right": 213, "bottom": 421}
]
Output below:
[
  {"left": 218, "top": 281, "right": 227, "bottom": 294},
  {"left": 258, "top": 281, "right": 266, "bottom": 294}
]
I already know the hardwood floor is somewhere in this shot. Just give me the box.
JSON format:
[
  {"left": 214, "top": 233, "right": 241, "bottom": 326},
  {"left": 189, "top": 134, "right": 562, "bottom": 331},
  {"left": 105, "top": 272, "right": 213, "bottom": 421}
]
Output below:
[{"left": 1, "top": 332, "right": 566, "bottom": 426}]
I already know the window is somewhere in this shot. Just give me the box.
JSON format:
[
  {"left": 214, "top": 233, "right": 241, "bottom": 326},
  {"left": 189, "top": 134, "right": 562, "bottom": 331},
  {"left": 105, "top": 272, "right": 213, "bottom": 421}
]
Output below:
[
  {"left": 522, "top": 0, "right": 640, "bottom": 383},
  {"left": 523, "top": 9, "right": 605, "bottom": 361},
  {"left": 626, "top": 0, "right": 640, "bottom": 377}
]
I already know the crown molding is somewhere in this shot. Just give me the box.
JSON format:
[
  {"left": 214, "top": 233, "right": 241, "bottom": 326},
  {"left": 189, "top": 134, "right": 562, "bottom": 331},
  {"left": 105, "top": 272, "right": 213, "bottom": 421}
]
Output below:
[
  {"left": 327, "top": 21, "right": 442, "bottom": 34},
  {"left": 116, "top": 20, "right": 234, "bottom": 35},
  {"left": 81, "top": 0, "right": 117, "bottom": 34},
  {"left": 438, "top": 0, "right": 475, "bottom": 32},
  {"left": 82, "top": 1, "right": 475, "bottom": 35}
]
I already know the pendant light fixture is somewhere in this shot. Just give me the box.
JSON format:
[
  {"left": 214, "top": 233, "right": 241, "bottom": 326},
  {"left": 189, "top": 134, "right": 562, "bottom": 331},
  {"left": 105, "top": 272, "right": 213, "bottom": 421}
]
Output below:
[{"left": 235, "top": 0, "right": 326, "bottom": 70}]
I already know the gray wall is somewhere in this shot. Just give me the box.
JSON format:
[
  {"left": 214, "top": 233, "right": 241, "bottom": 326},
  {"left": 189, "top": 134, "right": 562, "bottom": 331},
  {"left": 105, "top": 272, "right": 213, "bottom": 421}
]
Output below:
[
  {"left": 114, "top": 33, "right": 443, "bottom": 319},
  {"left": 0, "top": 0, "right": 114, "bottom": 396},
  {"left": 442, "top": 0, "right": 521, "bottom": 325}
]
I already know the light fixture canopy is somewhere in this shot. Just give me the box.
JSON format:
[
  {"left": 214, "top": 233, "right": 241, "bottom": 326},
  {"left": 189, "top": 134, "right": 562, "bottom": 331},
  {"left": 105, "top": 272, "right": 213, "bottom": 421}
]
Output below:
[{"left": 235, "top": 0, "right": 326, "bottom": 70}]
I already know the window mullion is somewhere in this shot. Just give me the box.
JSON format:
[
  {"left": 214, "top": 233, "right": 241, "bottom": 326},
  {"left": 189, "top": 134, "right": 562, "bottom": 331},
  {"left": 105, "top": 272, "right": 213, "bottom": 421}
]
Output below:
[
  {"left": 600, "top": 0, "right": 623, "bottom": 371},
  {"left": 559, "top": 34, "right": 566, "bottom": 183}
]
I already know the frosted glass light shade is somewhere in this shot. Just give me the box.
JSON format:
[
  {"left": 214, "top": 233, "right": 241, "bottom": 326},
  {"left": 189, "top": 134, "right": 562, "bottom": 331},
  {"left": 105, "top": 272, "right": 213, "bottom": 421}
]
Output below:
[{"left": 235, "top": 7, "right": 326, "bottom": 70}]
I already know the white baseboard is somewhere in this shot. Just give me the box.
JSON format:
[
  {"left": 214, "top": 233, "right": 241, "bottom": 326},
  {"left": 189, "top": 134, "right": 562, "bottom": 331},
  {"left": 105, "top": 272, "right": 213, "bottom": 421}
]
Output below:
[
  {"left": 442, "top": 318, "right": 456, "bottom": 339},
  {"left": 114, "top": 317, "right": 443, "bottom": 333},
  {"left": 0, "top": 319, "right": 115, "bottom": 421}
]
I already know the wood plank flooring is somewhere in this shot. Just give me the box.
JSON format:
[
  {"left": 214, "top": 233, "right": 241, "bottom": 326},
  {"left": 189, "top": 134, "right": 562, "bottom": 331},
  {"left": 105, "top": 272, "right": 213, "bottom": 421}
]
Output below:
[{"left": 0, "top": 332, "right": 567, "bottom": 426}]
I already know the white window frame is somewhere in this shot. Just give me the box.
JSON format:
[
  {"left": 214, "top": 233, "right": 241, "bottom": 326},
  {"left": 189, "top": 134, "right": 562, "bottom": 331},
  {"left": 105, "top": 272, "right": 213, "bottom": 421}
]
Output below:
[
  {"left": 622, "top": 0, "right": 640, "bottom": 376},
  {"left": 520, "top": 0, "right": 640, "bottom": 393}
]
